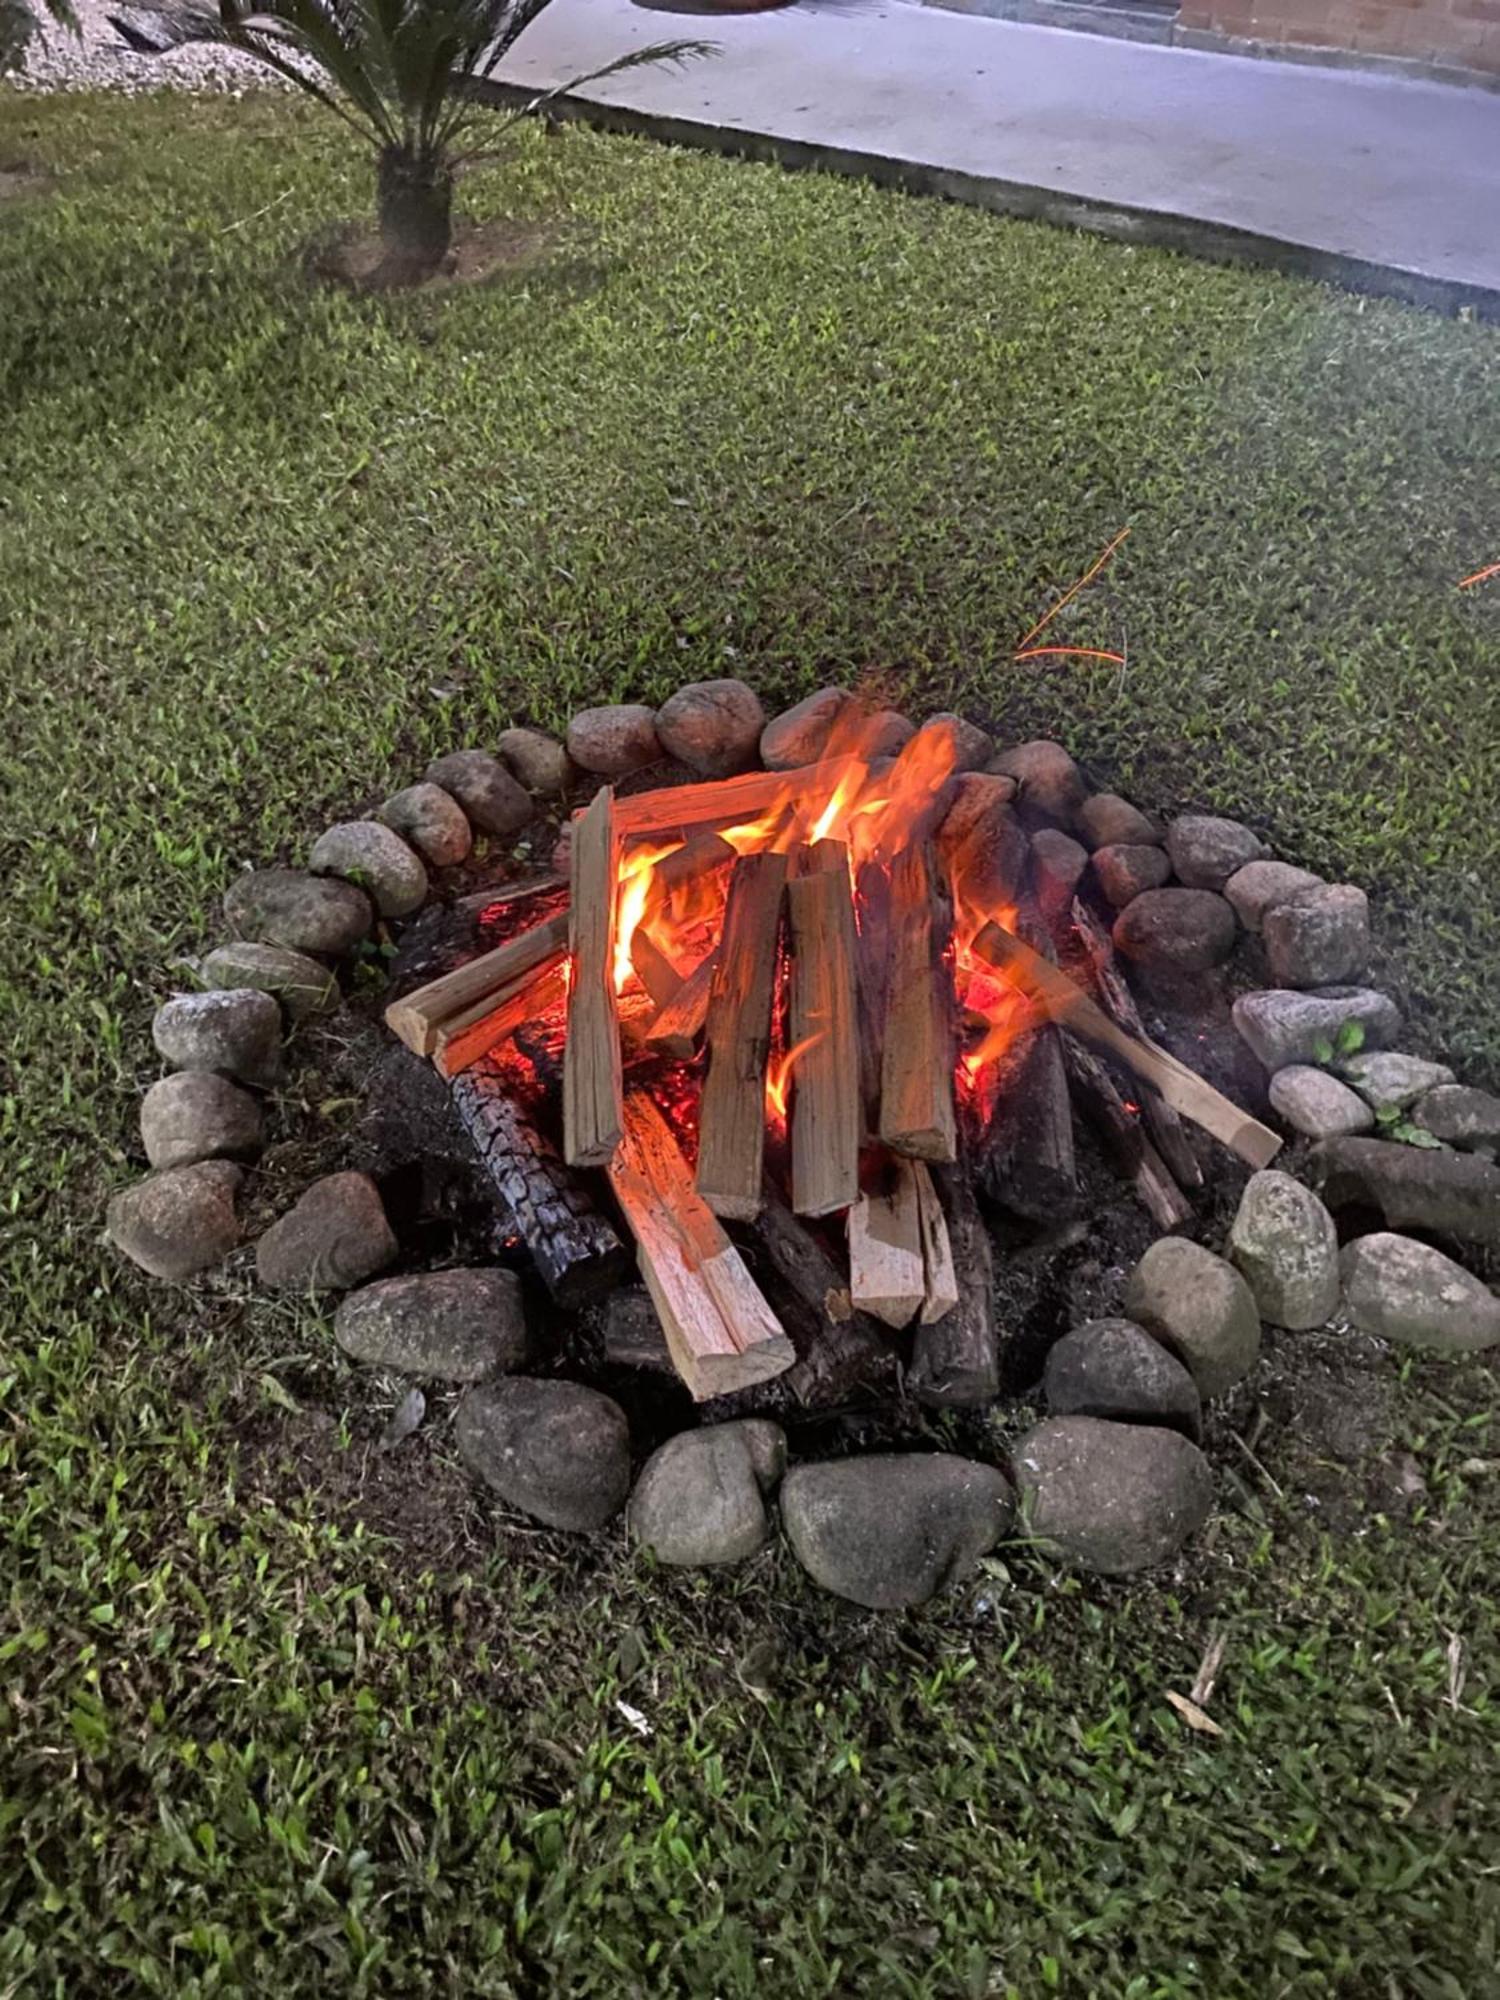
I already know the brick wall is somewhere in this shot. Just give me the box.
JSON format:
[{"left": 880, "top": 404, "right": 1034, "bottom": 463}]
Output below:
[{"left": 1176, "top": 0, "right": 1500, "bottom": 75}]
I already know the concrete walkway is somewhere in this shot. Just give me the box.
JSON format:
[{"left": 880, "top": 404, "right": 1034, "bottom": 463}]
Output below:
[{"left": 486, "top": 0, "right": 1500, "bottom": 314}]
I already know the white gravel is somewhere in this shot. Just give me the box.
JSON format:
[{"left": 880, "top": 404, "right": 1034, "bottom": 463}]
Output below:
[{"left": 7, "top": 0, "right": 290, "bottom": 92}]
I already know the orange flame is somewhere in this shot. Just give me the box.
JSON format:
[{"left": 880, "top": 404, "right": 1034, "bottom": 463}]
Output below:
[
  {"left": 612, "top": 839, "right": 681, "bottom": 994},
  {"left": 766, "top": 1031, "right": 824, "bottom": 1126}
]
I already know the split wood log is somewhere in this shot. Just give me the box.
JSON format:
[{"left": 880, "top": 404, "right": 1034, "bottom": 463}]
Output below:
[
  {"left": 910, "top": 1163, "right": 999, "bottom": 1407},
  {"left": 695, "top": 850, "right": 788, "bottom": 1220},
  {"left": 853, "top": 857, "right": 892, "bottom": 1128},
  {"left": 610, "top": 759, "right": 842, "bottom": 839},
  {"left": 972, "top": 921, "right": 1282, "bottom": 1168},
  {"left": 1064, "top": 1036, "right": 1195, "bottom": 1230},
  {"left": 629, "top": 927, "right": 684, "bottom": 1011},
  {"left": 451, "top": 873, "right": 568, "bottom": 918},
  {"left": 447, "top": 1056, "right": 630, "bottom": 1306},
  {"left": 1069, "top": 896, "right": 1204, "bottom": 1189},
  {"left": 385, "top": 909, "right": 570, "bottom": 1056},
  {"left": 607, "top": 1092, "right": 794, "bottom": 1400},
  {"left": 848, "top": 1151, "right": 927, "bottom": 1328},
  {"left": 563, "top": 785, "right": 624, "bottom": 1168},
  {"left": 786, "top": 840, "right": 861, "bottom": 1217},
  {"left": 972, "top": 1018, "right": 1078, "bottom": 1221},
  {"left": 433, "top": 957, "right": 568, "bottom": 1079},
  {"left": 646, "top": 831, "right": 735, "bottom": 911},
  {"left": 645, "top": 945, "right": 718, "bottom": 1058},
  {"left": 880, "top": 839, "right": 958, "bottom": 1162},
  {"left": 914, "top": 1159, "right": 960, "bottom": 1323}
]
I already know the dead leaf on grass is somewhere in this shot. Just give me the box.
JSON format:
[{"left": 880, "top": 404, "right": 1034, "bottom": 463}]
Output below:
[{"left": 1165, "top": 1690, "right": 1224, "bottom": 1738}]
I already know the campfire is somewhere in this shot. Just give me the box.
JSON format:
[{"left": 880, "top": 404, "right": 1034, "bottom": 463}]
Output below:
[{"left": 384, "top": 710, "right": 1280, "bottom": 1405}]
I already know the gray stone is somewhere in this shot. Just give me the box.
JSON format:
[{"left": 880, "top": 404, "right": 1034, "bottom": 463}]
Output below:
[
  {"left": 655, "top": 679, "right": 765, "bottom": 778},
  {"left": 1011, "top": 1417, "right": 1213, "bottom": 1575},
  {"left": 456, "top": 1377, "right": 630, "bottom": 1531},
  {"left": 140, "top": 1072, "right": 263, "bottom": 1170},
  {"left": 107, "top": 1161, "right": 243, "bottom": 1280},
  {"left": 1343, "top": 1050, "right": 1456, "bottom": 1114},
  {"left": 152, "top": 989, "right": 281, "bottom": 1089},
  {"left": 1093, "top": 842, "right": 1173, "bottom": 909},
  {"left": 1043, "top": 1318, "right": 1201, "bottom": 1439},
  {"left": 224, "top": 868, "right": 372, "bottom": 958},
  {"left": 1165, "top": 814, "right": 1268, "bottom": 890},
  {"left": 988, "top": 739, "right": 1085, "bottom": 829},
  {"left": 1269, "top": 1065, "right": 1376, "bottom": 1139},
  {"left": 1224, "top": 858, "right": 1324, "bottom": 932},
  {"left": 1124, "top": 1237, "right": 1262, "bottom": 1400},
  {"left": 565, "top": 704, "right": 662, "bottom": 778},
  {"left": 760, "top": 687, "right": 856, "bottom": 770},
  {"left": 863, "top": 710, "right": 917, "bottom": 758},
  {"left": 1414, "top": 1084, "right": 1500, "bottom": 1154},
  {"left": 424, "top": 751, "right": 534, "bottom": 837},
  {"left": 1309, "top": 1138, "right": 1500, "bottom": 1249},
  {"left": 1113, "top": 888, "right": 1237, "bottom": 975},
  {"left": 309, "top": 819, "right": 428, "bottom": 919},
  {"left": 1263, "top": 884, "right": 1369, "bottom": 988},
  {"left": 202, "top": 941, "right": 340, "bottom": 1022},
  {"left": 1031, "top": 827, "right": 1089, "bottom": 926},
  {"left": 1227, "top": 1170, "right": 1340, "bottom": 1330},
  {"left": 496, "top": 727, "right": 572, "bottom": 796},
  {"left": 629, "top": 1420, "right": 787, "bottom": 1566},
  {"left": 1232, "top": 987, "right": 1402, "bottom": 1072},
  {"left": 1340, "top": 1233, "right": 1500, "bottom": 1354},
  {"left": 920, "top": 712, "right": 993, "bottom": 773},
  {"left": 782, "top": 1454, "right": 1014, "bottom": 1609},
  {"left": 255, "top": 1171, "right": 397, "bottom": 1292},
  {"left": 334, "top": 1269, "right": 528, "bottom": 1381},
  {"left": 1076, "top": 792, "right": 1161, "bottom": 850},
  {"left": 378, "top": 783, "right": 472, "bottom": 868}
]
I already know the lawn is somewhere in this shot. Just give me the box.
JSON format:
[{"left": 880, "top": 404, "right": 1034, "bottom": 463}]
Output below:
[{"left": 2, "top": 87, "right": 1499, "bottom": 1998}]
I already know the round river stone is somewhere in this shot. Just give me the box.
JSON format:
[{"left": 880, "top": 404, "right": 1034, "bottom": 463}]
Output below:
[
  {"left": 456, "top": 1377, "right": 631, "bottom": 1531},
  {"left": 655, "top": 679, "right": 766, "bottom": 778},
  {"left": 225, "top": 868, "right": 372, "bottom": 958},
  {"left": 309, "top": 819, "right": 428, "bottom": 919}
]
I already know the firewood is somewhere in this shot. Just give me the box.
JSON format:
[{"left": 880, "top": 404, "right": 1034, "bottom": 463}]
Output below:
[
  {"left": 611, "top": 759, "right": 841, "bottom": 839},
  {"left": 629, "top": 927, "right": 683, "bottom": 1010},
  {"left": 974, "top": 1022, "right": 1079, "bottom": 1220},
  {"left": 447, "top": 1057, "right": 630, "bottom": 1306},
  {"left": 385, "top": 910, "right": 570, "bottom": 1056},
  {"left": 853, "top": 857, "right": 891, "bottom": 1127},
  {"left": 433, "top": 957, "right": 568, "bottom": 1079},
  {"left": 1064, "top": 1037, "right": 1194, "bottom": 1231},
  {"left": 563, "top": 785, "right": 624, "bottom": 1168},
  {"left": 645, "top": 946, "right": 718, "bottom": 1057},
  {"left": 913, "top": 1158, "right": 960, "bottom": 1323},
  {"left": 879, "top": 840, "right": 957, "bottom": 1163},
  {"left": 786, "top": 840, "right": 861, "bottom": 1217},
  {"left": 910, "top": 1164, "right": 999, "bottom": 1406},
  {"left": 647, "top": 831, "right": 735, "bottom": 911},
  {"left": 450, "top": 873, "right": 568, "bottom": 918},
  {"left": 972, "top": 920, "right": 1282, "bottom": 1168},
  {"left": 848, "top": 1151, "right": 927, "bottom": 1328},
  {"left": 1069, "top": 896, "right": 1204, "bottom": 1189},
  {"left": 608, "top": 1093, "right": 794, "bottom": 1400},
  {"left": 696, "top": 851, "right": 788, "bottom": 1220}
]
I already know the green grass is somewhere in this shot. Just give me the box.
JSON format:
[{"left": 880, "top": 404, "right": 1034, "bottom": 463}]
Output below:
[{"left": 3, "top": 88, "right": 1500, "bottom": 1998}]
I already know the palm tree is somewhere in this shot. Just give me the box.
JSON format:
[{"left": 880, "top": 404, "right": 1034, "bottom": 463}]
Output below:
[
  {"left": 157, "top": 0, "right": 711, "bottom": 283},
  {"left": 1, "top": 0, "right": 77, "bottom": 71}
]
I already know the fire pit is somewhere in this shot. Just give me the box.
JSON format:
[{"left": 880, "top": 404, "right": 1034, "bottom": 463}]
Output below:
[{"left": 109, "top": 681, "right": 1500, "bottom": 1609}]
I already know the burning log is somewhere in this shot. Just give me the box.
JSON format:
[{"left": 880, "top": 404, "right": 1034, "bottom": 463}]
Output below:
[
  {"left": 608, "top": 1092, "right": 794, "bottom": 1399},
  {"left": 563, "top": 785, "right": 625, "bottom": 1168},
  {"left": 696, "top": 850, "right": 788, "bottom": 1220},
  {"left": 910, "top": 1163, "right": 998, "bottom": 1407},
  {"left": 973, "top": 1017, "right": 1078, "bottom": 1221},
  {"left": 848, "top": 1151, "right": 928, "bottom": 1328},
  {"left": 610, "top": 760, "right": 842, "bottom": 840},
  {"left": 853, "top": 857, "right": 892, "bottom": 1127},
  {"left": 385, "top": 909, "right": 570, "bottom": 1056},
  {"left": 629, "top": 927, "right": 684, "bottom": 1011},
  {"left": 972, "top": 921, "right": 1281, "bottom": 1168},
  {"left": 879, "top": 840, "right": 958, "bottom": 1162},
  {"left": 646, "top": 946, "right": 718, "bottom": 1058},
  {"left": 786, "top": 840, "right": 861, "bottom": 1217},
  {"left": 451, "top": 873, "right": 568, "bottom": 919},
  {"left": 433, "top": 957, "right": 567, "bottom": 1079},
  {"left": 448, "top": 1056, "right": 630, "bottom": 1306},
  {"left": 647, "top": 830, "right": 735, "bottom": 911},
  {"left": 1069, "top": 896, "right": 1204, "bottom": 1190}
]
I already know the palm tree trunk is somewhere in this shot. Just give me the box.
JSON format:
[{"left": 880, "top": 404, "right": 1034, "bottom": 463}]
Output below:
[{"left": 375, "top": 147, "right": 453, "bottom": 285}]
